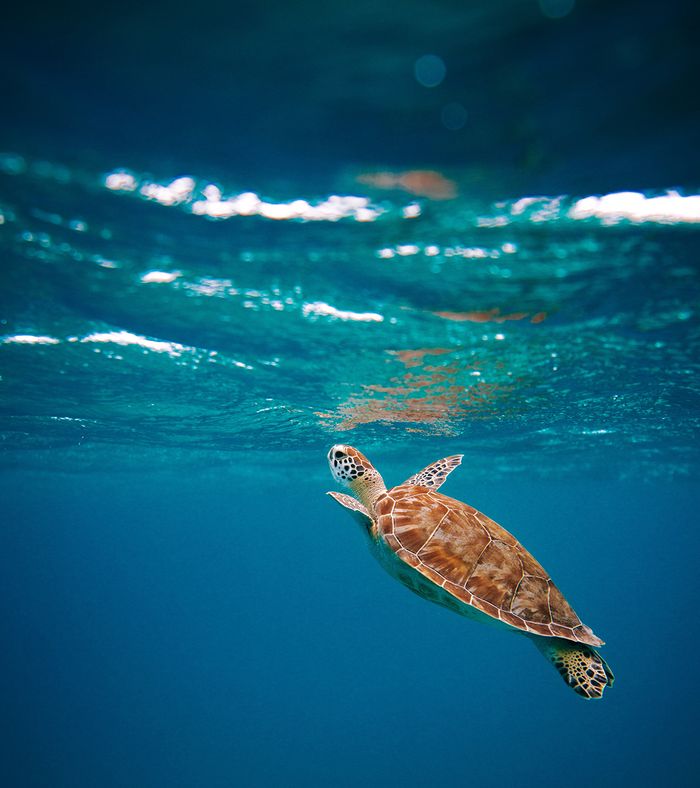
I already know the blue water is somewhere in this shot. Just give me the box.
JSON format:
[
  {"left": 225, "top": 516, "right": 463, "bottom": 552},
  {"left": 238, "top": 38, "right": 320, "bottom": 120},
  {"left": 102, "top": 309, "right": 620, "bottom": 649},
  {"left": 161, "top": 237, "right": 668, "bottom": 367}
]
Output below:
[{"left": 2, "top": 2, "right": 700, "bottom": 787}]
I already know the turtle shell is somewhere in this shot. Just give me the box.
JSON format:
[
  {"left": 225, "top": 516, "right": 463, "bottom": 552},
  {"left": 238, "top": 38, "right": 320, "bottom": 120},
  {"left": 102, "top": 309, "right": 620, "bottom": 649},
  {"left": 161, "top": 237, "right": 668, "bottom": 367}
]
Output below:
[{"left": 375, "top": 484, "right": 603, "bottom": 647}]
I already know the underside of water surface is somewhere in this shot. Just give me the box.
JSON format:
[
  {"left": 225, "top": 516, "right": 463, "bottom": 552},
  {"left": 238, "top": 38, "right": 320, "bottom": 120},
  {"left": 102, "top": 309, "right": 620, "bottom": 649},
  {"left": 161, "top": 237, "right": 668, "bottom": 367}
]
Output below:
[{"left": 1, "top": 153, "right": 698, "bottom": 481}]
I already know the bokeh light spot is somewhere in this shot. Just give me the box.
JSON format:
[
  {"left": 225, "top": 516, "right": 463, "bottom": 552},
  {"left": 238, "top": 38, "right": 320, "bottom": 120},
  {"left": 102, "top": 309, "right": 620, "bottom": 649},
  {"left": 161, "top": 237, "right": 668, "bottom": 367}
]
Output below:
[
  {"left": 441, "top": 102, "right": 468, "bottom": 130},
  {"left": 414, "top": 54, "right": 446, "bottom": 88}
]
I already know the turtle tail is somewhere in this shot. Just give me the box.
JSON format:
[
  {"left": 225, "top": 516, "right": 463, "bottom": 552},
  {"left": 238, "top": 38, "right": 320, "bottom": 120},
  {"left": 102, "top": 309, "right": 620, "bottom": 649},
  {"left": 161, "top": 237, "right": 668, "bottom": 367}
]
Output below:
[{"left": 532, "top": 637, "right": 615, "bottom": 699}]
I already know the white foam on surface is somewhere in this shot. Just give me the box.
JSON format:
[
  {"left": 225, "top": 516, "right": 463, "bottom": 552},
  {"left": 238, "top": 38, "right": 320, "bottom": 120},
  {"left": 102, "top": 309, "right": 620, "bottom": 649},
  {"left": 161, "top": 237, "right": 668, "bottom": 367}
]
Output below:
[
  {"left": 477, "top": 191, "right": 700, "bottom": 227},
  {"left": 104, "top": 168, "right": 700, "bottom": 227},
  {"left": 141, "top": 270, "right": 181, "bottom": 283},
  {"left": 192, "top": 192, "right": 381, "bottom": 222},
  {"left": 139, "top": 177, "right": 196, "bottom": 206},
  {"left": 2, "top": 334, "right": 60, "bottom": 344},
  {"left": 80, "top": 331, "right": 187, "bottom": 357},
  {"left": 105, "top": 169, "right": 385, "bottom": 222},
  {"left": 302, "top": 302, "right": 384, "bottom": 322},
  {"left": 569, "top": 191, "right": 700, "bottom": 224},
  {"left": 1, "top": 329, "right": 255, "bottom": 372},
  {"left": 402, "top": 203, "right": 422, "bottom": 218},
  {"left": 105, "top": 172, "right": 138, "bottom": 191}
]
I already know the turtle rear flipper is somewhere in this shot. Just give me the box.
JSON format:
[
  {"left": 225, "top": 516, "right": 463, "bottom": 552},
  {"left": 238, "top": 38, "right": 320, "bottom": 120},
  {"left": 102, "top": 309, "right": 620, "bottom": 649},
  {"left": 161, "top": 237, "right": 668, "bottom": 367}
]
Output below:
[{"left": 533, "top": 637, "right": 614, "bottom": 699}]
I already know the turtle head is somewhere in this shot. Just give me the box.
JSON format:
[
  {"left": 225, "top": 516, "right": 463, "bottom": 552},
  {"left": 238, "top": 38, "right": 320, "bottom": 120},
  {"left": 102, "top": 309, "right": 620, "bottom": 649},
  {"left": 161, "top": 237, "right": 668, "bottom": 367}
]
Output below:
[{"left": 327, "top": 444, "right": 387, "bottom": 512}]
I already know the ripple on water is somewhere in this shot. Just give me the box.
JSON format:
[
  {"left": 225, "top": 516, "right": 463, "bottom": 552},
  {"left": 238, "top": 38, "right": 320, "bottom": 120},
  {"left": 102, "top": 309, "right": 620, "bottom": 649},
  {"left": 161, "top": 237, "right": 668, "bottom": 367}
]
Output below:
[{"left": 1, "top": 154, "right": 698, "bottom": 479}]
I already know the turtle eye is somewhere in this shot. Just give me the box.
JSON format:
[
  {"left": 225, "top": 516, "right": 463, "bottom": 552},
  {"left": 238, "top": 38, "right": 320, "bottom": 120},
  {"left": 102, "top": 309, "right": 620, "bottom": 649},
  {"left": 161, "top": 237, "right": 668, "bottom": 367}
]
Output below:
[{"left": 334, "top": 450, "right": 347, "bottom": 459}]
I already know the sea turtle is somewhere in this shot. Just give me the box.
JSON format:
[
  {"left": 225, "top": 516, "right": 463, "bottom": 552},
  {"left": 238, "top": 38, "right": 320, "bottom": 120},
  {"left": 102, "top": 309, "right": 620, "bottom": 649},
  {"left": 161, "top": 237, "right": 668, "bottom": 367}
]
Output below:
[{"left": 326, "top": 445, "right": 614, "bottom": 699}]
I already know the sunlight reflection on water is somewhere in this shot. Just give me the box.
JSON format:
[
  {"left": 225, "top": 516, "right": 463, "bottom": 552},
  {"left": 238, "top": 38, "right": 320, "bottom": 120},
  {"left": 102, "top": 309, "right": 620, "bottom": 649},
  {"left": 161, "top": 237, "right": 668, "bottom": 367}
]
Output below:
[{"left": 1, "top": 152, "right": 698, "bottom": 479}]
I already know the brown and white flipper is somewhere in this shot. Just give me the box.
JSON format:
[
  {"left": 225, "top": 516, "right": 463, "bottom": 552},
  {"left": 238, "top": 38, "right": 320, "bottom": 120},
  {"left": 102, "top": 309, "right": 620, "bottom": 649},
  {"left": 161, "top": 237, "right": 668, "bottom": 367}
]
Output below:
[
  {"left": 533, "top": 637, "right": 615, "bottom": 699},
  {"left": 326, "top": 491, "right": 373, "bottom": 529},
  {"left": 403, "top": 455, "right": 463, "bottom": 490}
]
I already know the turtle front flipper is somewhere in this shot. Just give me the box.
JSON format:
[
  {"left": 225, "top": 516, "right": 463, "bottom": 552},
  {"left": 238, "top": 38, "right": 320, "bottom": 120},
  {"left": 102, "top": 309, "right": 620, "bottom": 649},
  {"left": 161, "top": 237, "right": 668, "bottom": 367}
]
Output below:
[
  {"left": 533, "top": 637, "right": 615, "bottom": 699},
  {"left": 402, "top": 455, "right": 463, "bottom": 490},
  {"left": 326, "top": 491, "right": 374, "bottom": 532}
]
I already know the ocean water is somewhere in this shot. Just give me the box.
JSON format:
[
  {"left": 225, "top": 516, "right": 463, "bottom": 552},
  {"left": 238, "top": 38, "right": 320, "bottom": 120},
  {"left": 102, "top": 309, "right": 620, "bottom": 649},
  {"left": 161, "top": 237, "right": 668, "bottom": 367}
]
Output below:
[{"left": 2, "top": 2, "right": 700, "bottom": 787}]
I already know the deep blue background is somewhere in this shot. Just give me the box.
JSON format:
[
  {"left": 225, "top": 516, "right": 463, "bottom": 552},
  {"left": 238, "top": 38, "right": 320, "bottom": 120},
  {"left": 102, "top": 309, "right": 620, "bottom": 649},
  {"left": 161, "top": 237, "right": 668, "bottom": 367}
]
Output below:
[{"left": 1, "top": 467, "right": 698, "bottom": 787}]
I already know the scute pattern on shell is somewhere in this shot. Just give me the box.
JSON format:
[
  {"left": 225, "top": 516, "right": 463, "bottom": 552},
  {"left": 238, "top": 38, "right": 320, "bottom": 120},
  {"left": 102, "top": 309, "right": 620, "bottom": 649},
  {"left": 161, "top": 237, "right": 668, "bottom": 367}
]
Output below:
[{"left": 375, "top": 484, "right": 603, "bottom": 647}]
